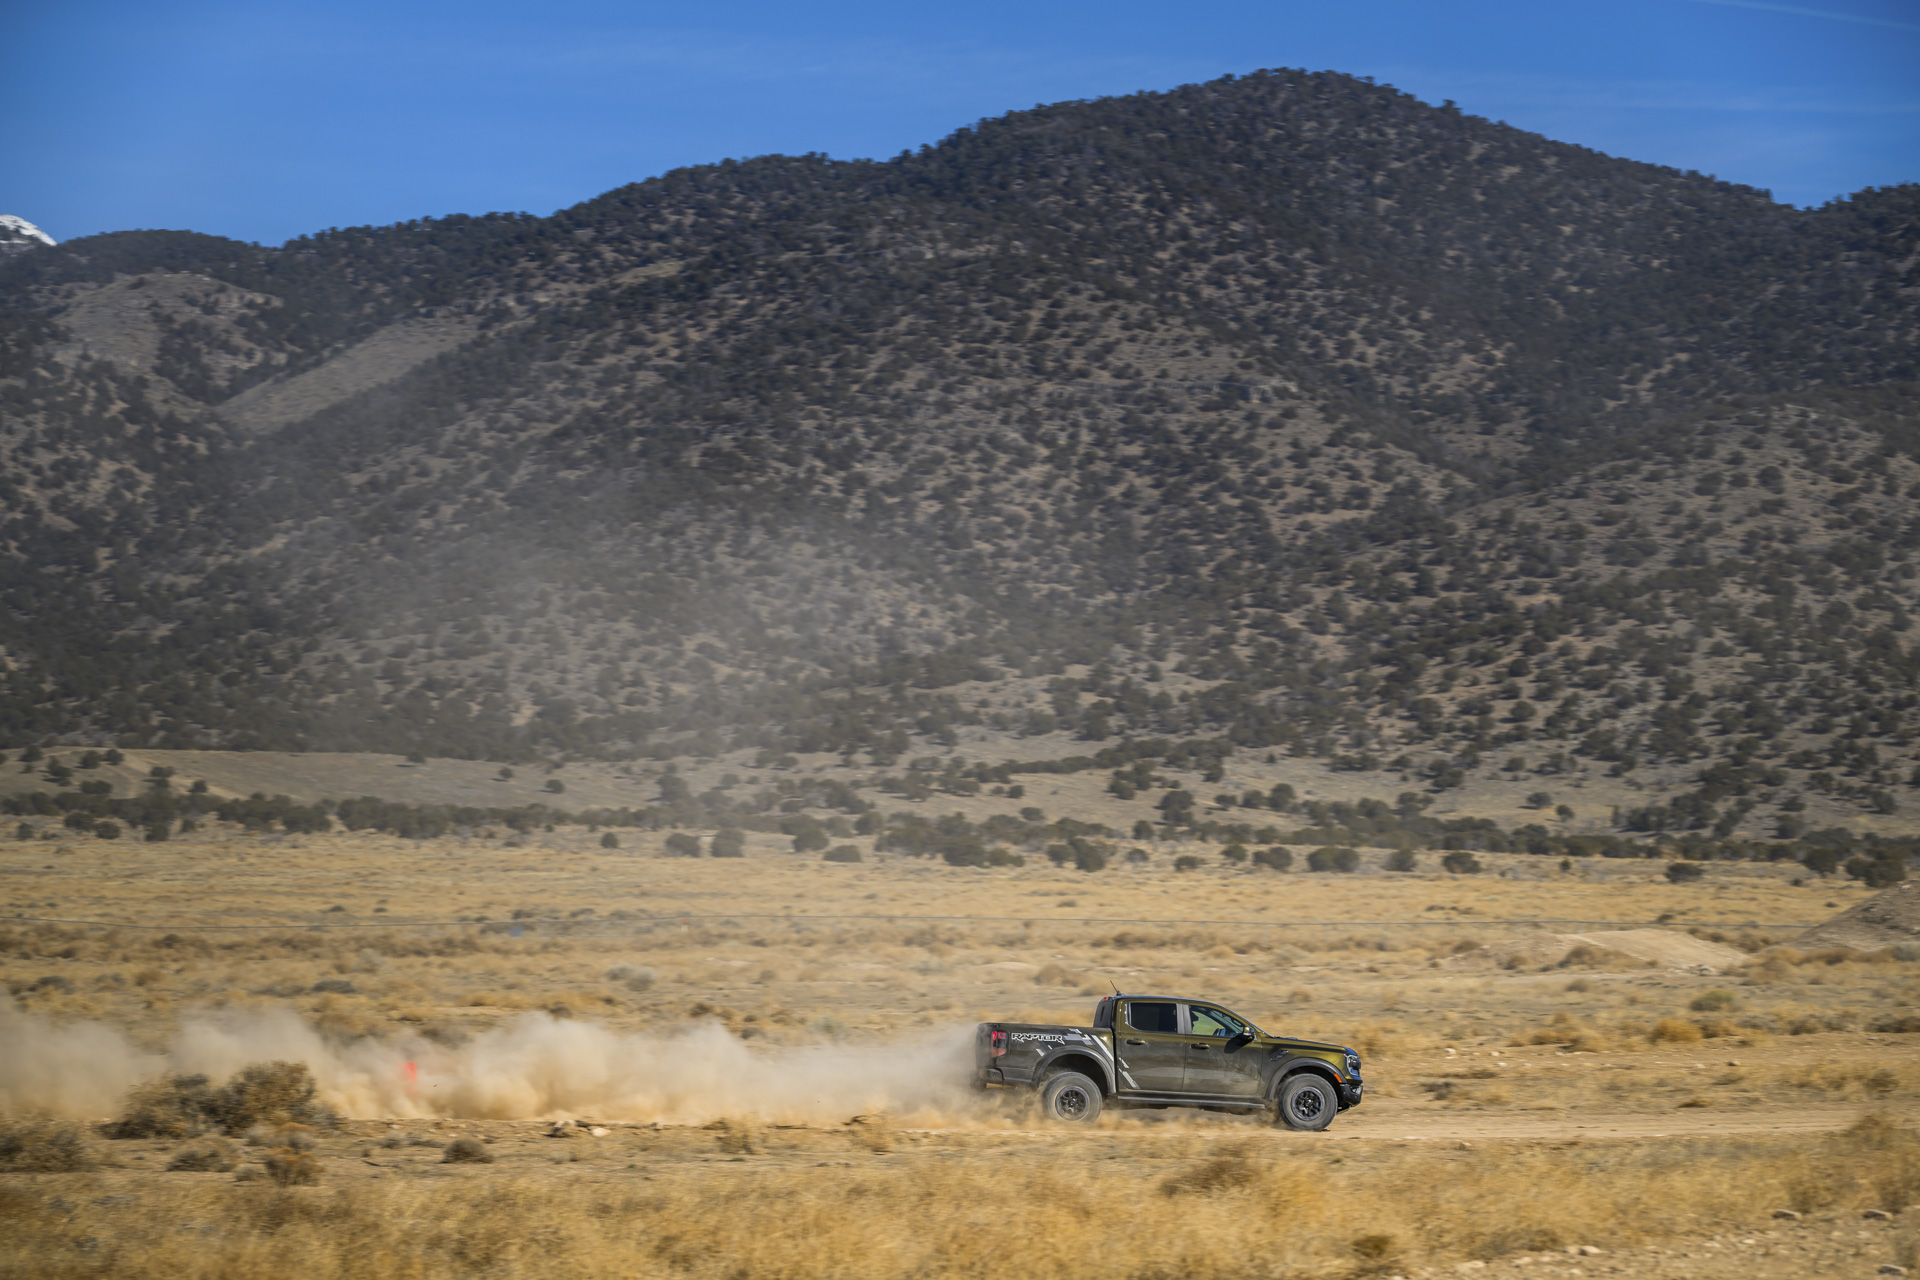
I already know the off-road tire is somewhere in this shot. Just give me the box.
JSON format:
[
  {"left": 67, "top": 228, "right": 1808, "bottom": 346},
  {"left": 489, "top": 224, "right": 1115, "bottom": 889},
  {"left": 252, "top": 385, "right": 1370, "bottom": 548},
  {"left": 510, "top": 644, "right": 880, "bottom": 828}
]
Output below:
[
  {"left": 1276, "top": 1074, "right": 1338, "bottom": 1132},
  {"left": 1039, "top": 1071, "right": 1103, "bottom": 1123}
]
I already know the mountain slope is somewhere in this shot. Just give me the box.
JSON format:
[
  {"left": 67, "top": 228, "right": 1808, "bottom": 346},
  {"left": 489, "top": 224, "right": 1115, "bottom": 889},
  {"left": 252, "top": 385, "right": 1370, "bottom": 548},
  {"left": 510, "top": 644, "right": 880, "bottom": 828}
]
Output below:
[{"left": 1, "top": 68, "right": 1917, "bottom": 841}]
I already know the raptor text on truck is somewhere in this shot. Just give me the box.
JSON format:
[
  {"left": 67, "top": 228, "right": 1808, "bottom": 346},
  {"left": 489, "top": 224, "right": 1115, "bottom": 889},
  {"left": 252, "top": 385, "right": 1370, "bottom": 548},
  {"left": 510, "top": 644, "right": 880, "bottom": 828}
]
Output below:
[{"left": 976, "top": 994, "right": 1363, "bottom": 1130}]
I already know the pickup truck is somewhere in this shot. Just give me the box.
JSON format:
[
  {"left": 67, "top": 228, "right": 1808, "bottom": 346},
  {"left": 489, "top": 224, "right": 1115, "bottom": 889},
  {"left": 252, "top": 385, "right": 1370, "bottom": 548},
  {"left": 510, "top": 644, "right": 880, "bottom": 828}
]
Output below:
[{"left": 975, "top": 994, "right": 1362, "bottom": 1130}]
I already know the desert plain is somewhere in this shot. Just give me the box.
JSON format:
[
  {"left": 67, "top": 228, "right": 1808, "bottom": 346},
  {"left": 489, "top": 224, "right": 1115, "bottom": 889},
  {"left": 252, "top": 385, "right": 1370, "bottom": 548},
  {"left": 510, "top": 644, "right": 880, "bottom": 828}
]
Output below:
[{"left": 0, "top": 750, "right": 1915, "bottom": 1280}]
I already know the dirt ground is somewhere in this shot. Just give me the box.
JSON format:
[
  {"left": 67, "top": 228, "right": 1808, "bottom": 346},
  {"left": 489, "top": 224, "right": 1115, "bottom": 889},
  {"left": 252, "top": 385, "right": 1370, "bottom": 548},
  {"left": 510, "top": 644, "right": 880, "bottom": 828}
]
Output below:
[{"left": 2, "top": 823, "right": 1916, "bottom": 1278}]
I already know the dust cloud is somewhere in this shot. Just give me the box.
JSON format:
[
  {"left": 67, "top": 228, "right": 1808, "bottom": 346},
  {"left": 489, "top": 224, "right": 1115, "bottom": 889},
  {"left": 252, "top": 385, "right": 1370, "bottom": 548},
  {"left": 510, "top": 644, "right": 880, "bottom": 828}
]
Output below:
[{"left": 0, "top": 996, "right": 980, "bottom": 1124}]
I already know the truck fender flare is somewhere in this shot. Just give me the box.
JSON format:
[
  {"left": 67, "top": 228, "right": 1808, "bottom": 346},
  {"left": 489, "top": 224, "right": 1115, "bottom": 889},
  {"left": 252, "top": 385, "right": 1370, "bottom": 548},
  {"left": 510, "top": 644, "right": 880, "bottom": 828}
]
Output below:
[
  {"left": 1036, "top": 1049, "right": 1115, "bottom": 1096},
  {"left": 1268, "top": 1059, "right": 1342, "bottom": 1102}
]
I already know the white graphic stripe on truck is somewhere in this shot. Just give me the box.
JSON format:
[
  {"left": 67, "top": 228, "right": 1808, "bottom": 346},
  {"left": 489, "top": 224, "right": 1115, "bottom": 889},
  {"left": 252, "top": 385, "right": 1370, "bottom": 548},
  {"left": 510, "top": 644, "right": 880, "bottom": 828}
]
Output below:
[{"left": 1014, "top": 1030, "right": 1117, "bottom": 1089}]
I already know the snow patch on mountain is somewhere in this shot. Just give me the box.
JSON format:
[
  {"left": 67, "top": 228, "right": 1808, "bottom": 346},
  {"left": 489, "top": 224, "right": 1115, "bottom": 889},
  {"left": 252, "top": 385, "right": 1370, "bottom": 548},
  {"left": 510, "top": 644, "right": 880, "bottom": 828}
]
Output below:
[{"left": 0, "top": 216, "right": 57, "bottom": 256}]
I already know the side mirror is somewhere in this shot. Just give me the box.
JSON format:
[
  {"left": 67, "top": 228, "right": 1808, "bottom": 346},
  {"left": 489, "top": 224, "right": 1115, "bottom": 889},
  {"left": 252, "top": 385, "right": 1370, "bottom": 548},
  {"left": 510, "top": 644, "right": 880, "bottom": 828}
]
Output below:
[{"left": 1229, "top": 1030, "right": 1255, "bottom": 1047}]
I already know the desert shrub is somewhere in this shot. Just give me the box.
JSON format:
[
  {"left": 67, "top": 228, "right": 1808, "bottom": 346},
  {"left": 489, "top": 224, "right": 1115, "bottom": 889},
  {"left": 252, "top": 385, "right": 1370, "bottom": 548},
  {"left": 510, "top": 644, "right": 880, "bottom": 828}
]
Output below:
[
  {"left": 1649, "top": 1016, "right": 1704, "bottom": 1044},
  {"left": 823, "top": 845, "right": 862, "bottom": 863},
  {"left": 1690, "top": 989, "right": 1739, "bottom": 1012},
  {"left": 1252, "top": 846, "right": 1293, "bottom": 871},
  {"left": 846, "top": 1115, "right": 892, "bottom": 1154},
  {"left": 167, "top": 1137, "right": 241, "bottom": 1172},
  {"left": 1666, "top": 861, "right": 1704, "bottom": 883},
  {"left": 1306, "top": 846, "right": 1359, "bottom": 873},
  {"left": 1351, "top": 1234, "right": 1397, "bottom": 1261},
  {"left": 1847, "top": 855, "right": 1909, "bottom": 888},
  {"left": 1743, "top": 952, "right": 1796, "bottom": 984},
  {"left": 1384, "top": 848, "right": 1418, "bottom": 872},
  {"left": 663, "top": 832, "right": 701, "bottom": 857},
  {"left": 715, "top": 1119, "right": 758, "bottom": 1155},
  {"left": 599, "top": 831, "right": 619, "bottom": 849},
  {"left": 245, "top": 1124, "right": 316, "bottom": 1151},
  {"left": 208, "top": 1062, "right": 335, "bottom": 1133},
  {"left": 606, "top": 963, "right": 656, "bottom": 991},
  {"left": 1441, "top": 851, "right": 1483, "bottom": 874},
  {"left": 1511, "top": 1012, "right": 1606, "bottom": 1051},
  {"left": 264, "top": 1147, "right": 322, "bottom": 1185},
  {"left": 380, "top": 1131, "right": 441, "bottom": 1149},
  {"left": 0, "top": 1118, "right": 96, "bottom": 1171},
  {"left": 1033, "top": 963, "right": 1082, "bottom": 987},
  {"left": 710, "top": 828, "right": 747, "bottom": 858},
  {"left": 1173, "top": 855, "right": 1202, "bottom": 872},
  {"left": 1220, "top": 843, "right": 1248, "bottom": 864},
  {"left": 111, "top": 1062, "right": 333, "bottom": 1139},
  {"left": 442, "top": 1137, "right": 493, "bottom": 1164},
  {"left": 1870, "top": 1013, "right": 1920, "bottom": 1033},
  {"left": 109, "top": 1073, "right": 218, "bottom": 1138}
]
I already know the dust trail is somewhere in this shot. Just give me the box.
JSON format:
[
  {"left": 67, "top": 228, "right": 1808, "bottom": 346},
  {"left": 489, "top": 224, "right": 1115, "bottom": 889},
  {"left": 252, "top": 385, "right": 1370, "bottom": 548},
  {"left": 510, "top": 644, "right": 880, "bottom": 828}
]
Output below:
[{"left": 0, "top": 996, "right": 980, "bottom": 1124}]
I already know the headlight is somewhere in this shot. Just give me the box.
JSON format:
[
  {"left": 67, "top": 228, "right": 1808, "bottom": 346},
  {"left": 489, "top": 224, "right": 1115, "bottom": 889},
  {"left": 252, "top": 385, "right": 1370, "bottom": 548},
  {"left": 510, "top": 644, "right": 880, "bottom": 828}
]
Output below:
[{"left": 1345, "top": 1051, "right": 1362, "bottom": 1077}]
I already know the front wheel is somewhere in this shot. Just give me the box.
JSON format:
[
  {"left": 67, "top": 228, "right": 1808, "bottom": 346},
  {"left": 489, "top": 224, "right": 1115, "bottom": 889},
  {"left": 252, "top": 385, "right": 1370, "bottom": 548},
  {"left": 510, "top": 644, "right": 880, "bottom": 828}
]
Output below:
[
  {"left": 1276, "top": 1074, "right": 1337, "bottom": 1132},
  {"left": 1039, "top": 1071, "right": 1103, "bottom": 1123}
]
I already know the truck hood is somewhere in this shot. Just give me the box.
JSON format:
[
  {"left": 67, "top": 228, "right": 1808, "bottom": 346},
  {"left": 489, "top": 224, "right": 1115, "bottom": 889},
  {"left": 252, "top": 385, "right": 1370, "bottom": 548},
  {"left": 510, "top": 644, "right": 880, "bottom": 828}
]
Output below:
[{"left": 1270, "top": 1037, "right": 1352, "bottom": 1055}]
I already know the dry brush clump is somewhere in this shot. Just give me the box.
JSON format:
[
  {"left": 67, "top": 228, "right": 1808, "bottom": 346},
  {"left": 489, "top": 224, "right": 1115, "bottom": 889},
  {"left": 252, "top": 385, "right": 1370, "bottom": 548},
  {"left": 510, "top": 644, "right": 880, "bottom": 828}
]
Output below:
[
  {"left": 262, "top": 1146, "right": 322, "bottom": 1186},
  {"left": 165, "top": 1136, "right": 241, "bottom": 1172},
  {"left": 108, "top": 1061, "right": 337, "bottom": 1139},
  {"left": 0, "top": 1117, "right": 96, "bottom": 1172},
  {"left": 1509, "top": 1011, "right": 1611, "bottom": 1053},
  {"left": 442, "top": 1136, "right": 494, "bottom": 1164}
]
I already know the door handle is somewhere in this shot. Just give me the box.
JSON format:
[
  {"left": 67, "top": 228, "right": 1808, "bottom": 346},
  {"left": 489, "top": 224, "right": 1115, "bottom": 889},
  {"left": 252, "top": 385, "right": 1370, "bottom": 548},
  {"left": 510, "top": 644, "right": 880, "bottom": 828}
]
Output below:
[
  {"left": 1124, "top": 1039, "right": 1146, "bottom": 1045},
  {"left": 1189, "top": 1044, "right": 1209, "bottom": 1051}
]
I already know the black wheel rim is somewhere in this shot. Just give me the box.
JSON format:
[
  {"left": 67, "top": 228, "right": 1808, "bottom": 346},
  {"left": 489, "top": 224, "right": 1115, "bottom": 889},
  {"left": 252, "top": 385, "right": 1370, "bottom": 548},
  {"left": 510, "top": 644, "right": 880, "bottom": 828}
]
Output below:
[
  {"left": 1056, "top": 1086, "right": 1091, "bottom": 1119},
  {"left": 1290, "top": 1087, "right": 1325, "bottom": 1122}
]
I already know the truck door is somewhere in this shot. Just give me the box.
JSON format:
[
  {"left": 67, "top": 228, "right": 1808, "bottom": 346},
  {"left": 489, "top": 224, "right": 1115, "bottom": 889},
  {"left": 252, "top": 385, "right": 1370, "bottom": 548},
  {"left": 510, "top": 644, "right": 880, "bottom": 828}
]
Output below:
[
  {"left": 1180, "top": 1003, "right": 1266, "bottom": 1099},
  {"left": 1115, "top": 1000, "right": 1187, "bottom": 1092}
]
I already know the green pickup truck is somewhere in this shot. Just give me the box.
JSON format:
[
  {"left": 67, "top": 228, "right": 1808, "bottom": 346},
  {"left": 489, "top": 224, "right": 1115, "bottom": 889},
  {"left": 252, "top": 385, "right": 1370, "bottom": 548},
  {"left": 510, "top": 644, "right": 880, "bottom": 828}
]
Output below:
[{"left": 975, "top": 994, "right": 1363, "bottom": 1130}]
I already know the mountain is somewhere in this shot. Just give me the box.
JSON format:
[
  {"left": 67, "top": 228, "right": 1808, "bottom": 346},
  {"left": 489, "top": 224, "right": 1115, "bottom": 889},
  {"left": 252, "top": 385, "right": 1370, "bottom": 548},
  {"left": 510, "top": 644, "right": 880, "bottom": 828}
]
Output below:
[
  {"left": 0, "top": 216, "right": 56, "bottom": 257},
  {"left": 1, "top": 69, "right": 1917, "bottom": 843}
]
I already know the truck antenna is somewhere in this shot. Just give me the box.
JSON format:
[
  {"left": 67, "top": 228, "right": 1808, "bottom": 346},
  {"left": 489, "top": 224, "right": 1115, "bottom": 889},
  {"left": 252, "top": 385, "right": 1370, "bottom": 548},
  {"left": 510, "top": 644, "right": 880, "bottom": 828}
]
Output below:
[{"left": 1110, "top": 981, "right": 1121, "bottom": 996}]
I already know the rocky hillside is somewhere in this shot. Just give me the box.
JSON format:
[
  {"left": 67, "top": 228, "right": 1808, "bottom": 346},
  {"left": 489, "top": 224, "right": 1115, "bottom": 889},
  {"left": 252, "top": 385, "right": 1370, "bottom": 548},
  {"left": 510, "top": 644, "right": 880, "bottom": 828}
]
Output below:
[{"left": 1, "top": 68, "right": 1917, "bottom": 843}]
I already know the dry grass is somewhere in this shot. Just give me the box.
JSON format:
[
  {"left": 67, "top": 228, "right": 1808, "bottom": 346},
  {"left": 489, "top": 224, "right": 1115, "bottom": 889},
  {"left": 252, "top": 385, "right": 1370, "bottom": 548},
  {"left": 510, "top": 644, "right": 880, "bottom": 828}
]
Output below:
[{"left": 0, "top": 1118, "right": 1915, "bottom": 1278}]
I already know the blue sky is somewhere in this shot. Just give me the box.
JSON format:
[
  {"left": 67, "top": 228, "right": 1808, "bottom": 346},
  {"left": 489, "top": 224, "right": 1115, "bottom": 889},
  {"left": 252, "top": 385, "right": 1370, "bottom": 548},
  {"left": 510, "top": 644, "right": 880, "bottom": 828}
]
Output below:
[{"left": 4, "top": 0, "right": 1916, "bottom": 246}]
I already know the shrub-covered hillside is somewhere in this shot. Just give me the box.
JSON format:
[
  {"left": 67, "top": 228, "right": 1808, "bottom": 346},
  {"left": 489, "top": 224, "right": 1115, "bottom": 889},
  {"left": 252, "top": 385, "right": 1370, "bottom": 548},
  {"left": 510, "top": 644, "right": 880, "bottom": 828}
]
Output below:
[{"left": 0, "top": 68, "right": 1917, "bottom": 839}]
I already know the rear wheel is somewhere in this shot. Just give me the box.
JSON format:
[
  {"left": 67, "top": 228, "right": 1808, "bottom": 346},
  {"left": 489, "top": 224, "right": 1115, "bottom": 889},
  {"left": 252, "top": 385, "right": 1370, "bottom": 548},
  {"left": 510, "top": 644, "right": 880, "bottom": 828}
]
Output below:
[
  {"left": 1276, "top": 1074, "right": 1337, "bottom": 1132},
  {"left": 1039, "top": 1071, "right": 1103, "bottom": 1123}
]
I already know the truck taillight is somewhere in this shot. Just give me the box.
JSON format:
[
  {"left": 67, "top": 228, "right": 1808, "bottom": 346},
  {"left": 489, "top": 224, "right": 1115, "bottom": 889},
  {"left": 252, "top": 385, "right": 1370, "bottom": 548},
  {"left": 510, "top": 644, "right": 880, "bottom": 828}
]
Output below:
[{"left": 989, "top": 1029, "right": 1008, "bottom": 1057}]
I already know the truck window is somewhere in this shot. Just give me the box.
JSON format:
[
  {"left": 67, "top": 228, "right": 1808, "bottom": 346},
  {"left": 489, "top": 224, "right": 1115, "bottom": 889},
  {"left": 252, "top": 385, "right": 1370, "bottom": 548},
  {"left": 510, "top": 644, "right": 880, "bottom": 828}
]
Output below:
[
  {"left": 1187, "top": 1006, "right": 1243, "bottom": 1038},
  {"left": 1125, "top": 1001, "right": 1179, "bottom": 1034}
]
